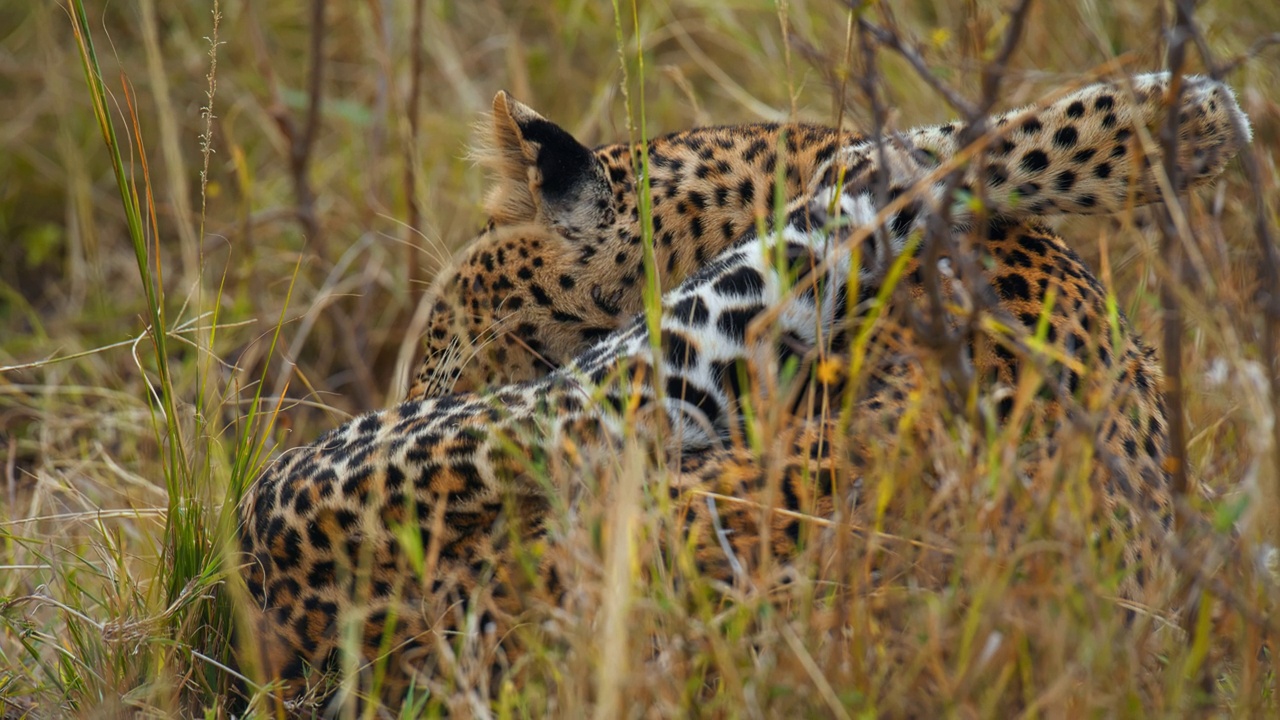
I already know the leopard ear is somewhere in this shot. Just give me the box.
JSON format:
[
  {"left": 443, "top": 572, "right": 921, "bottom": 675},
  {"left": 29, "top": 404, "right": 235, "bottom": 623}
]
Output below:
[{"left": 478, "top": 91, "right": 612, "bottom": 234}]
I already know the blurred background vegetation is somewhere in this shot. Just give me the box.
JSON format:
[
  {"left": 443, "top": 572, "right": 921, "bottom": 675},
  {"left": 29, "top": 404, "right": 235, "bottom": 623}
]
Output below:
[{"left": 1, "top": 0, "right": 1278, "bottom": 716}]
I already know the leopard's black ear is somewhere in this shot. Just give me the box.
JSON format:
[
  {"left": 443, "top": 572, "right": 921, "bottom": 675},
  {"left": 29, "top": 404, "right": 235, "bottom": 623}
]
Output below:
[{"left": 478, "top": 91, "right": 613, "bottom": 235}]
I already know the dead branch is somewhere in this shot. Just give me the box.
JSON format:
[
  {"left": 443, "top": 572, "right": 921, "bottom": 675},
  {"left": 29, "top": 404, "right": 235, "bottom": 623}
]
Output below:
[{"left": 404, "top": 0, "right": 428, "bottom": 301}]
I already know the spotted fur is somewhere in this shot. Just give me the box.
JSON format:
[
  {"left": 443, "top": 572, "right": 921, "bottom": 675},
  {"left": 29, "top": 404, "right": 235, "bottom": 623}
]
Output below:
[
  {"left": 238, "top": 72, "right": 1250, "bottom": 710},
  {"left": 241, "top": 177, "right": 878, "bottom": 708},
  {"left": 411, "top": 73, "right": 1248, "bottom": 399}
]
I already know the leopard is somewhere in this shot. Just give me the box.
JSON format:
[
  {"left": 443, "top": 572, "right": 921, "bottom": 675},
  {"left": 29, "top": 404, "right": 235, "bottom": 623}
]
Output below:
[
  {"left": 411, "top": 72, "right": 1247, "bottom": 402},
  {"left": 237, "top": 73, "right": 1250, "bottom": 712}
]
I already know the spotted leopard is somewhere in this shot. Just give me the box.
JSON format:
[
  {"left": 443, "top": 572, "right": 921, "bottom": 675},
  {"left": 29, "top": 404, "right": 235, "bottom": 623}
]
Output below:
[
  {"left": 238, "top": 73, "right": 1249, "bottom": 710},
  {"left": 412, "top": 73, "right": 1246, "bottom": 400}
]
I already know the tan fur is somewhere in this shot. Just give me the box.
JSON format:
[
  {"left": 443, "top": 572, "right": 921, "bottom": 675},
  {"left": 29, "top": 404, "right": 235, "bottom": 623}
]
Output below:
[
  {"left": 411, "top": 74, "right": 1249, "bottom": 401},
  {"left": 476, "top": 91, "right": 544, "bottom": 224},
  {"left": 235, "top": 73, "right": 1249, "bottom": 712}
]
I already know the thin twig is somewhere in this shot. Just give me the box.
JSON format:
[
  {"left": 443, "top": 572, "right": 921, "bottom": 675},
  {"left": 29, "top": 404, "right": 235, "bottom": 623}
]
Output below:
[
  {"left": 939, "top": 0, "right": 1036, "bottom": 413},
  {"left": 246, "top": 2, "right": 322, "bottom": 244},
  {"left": 851, "top": 14, "right": 977, "bottom": 117},
  {"left": 977, "top": 0, "right": 1037, "bottom": 113},
  {"left": 1216, "top": 32, "right": 1280, "bottom": 75},
  {"left": 5, "top": 435, "right": 16, "bottom": 517},
  {"left": 289, "top": 0, "right": 327, "bottom": 243},
  {"left": 856, "top": 15, "right": 958, "bottom": 359},
  {"left": 856, "top": 1, "right": 1034, "bottom": 415},
  {"left": 404, "top": 0, "right": 427, "bottom": 301},
  {"left": 1156, "top": 1, "right": 1193, "bottom": 522},
  {"left": 856, "top": 21, "right": 891, "bottom": 278}
]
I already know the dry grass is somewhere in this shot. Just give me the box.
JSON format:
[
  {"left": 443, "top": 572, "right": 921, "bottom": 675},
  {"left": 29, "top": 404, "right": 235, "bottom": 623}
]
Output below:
[{"left": 1, "top": 0, "right": 1278, "bottom": 717}]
